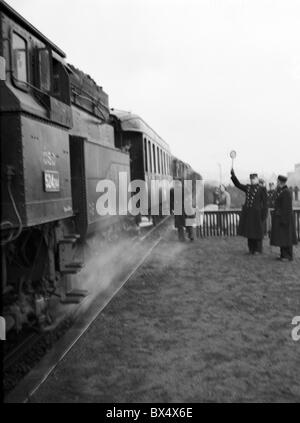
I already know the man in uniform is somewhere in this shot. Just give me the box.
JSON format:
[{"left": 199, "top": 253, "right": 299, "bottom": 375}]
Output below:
[
  {"left": 270, "top": 175, "right": 298, "bottom": 261},
  {"left": 266, "top": 182, "right": 276, "bottom": 237},
  {"left": 231, "top": 169, "right": 268, "bottom": 254},
  {"left": 259, "top": 178, "right": 268, "bottom": 236}
]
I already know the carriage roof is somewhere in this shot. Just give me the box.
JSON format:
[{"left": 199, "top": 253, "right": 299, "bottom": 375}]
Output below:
[{"left": 111, "top": 109, "right": 170, "bottom": 151}]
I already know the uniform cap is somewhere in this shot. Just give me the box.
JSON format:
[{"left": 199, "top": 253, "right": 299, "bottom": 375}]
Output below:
[
  {"left": 250, "top": 173, "right": 258, "bottom": 179},
  {"left": 277, "top": 175, "right": 287, "bottom": 183}
]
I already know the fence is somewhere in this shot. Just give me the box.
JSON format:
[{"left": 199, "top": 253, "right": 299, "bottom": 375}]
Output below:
[
  {"left": 295, "top": 209, "right": 300, "bottom": 241},
  {"left": 200, "top": 209, "right": 300, "bottom": 241}
]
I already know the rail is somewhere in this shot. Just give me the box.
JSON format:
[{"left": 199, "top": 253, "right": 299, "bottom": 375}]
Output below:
[{"left": 200, "top": 208, "right": 300, "bottom": 241}]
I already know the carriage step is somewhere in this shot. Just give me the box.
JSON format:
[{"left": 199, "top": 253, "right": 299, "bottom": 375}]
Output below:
[
  {"left": 66, "top": 289, "right": 88, "bottom": 297},
  {"left": 59, "top": 234, "right": 80, "bottom": 244},
  {"left": 65, "top": 262, "right": 84, "bottom": 269},
  {"left": 61, "top": 270, "right": 78, "bottom": 275},
  {"left": 60, "top": 296, "right": 83, "bottom": 304},
  {"left": 64, "top": 234, "right": 80, "bottom": 239},
  {"left": 60, "top": 238, "right": 77, "bottom": 244}
]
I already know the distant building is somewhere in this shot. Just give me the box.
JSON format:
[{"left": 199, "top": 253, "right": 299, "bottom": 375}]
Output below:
[
  {"left": 287, "top": 163, "right": 300, "bottom": 186},
  {"left": 287, "top": 164, "right": 300, "bottom": 204}
]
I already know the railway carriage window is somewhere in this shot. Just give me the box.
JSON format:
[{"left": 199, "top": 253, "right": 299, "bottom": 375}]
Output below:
[
  {"left": 148, "top": 141, "right": 152, "bottom": 173},
  {"left": 165, "top": 152, "right": 167, "bottom": 175},
  {"left": 12, "top": 33, "right": 28, "bottom": 89},
  {"left": 157, "top": 147, "right": 160, "bottom": 174},
  {"left": 38, "top": 49, "right": 51, "bottom": 92},
  {"left": 152, "top": 144, "right": 156, "bottom": 173},
  {"left": 160, "top": 149, "right": 162, "bottom": 174},
  {"left": 144, "top": 138, "right": 148, "bottom": 172}
]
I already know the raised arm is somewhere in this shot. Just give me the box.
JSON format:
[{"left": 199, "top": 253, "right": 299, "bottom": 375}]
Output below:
[{"left": 230, "top": 169, "right": 247, "bottom": 192}]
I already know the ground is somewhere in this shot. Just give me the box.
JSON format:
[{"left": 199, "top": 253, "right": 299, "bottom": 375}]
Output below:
[{"left": 31, "top": 232, "right": 300, "bottom": 403}]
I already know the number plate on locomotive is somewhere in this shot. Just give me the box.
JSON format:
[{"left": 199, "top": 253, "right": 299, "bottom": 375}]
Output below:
[{"left": 43, "top": 170, "right": 60, "bottom": 192}]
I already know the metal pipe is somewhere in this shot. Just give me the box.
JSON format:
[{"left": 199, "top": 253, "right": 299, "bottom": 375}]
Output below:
[{"left": 2, "top": 247, "right": 7, "bottom": 293}]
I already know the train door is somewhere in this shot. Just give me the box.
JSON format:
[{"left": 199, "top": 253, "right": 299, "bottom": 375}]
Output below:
[{"left": 125, "top": 132, "right": 144, "bottom": 181}]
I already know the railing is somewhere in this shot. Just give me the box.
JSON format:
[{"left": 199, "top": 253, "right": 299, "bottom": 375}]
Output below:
[
  {"left": 200, "top": 210, "right": 241, "bottom": 237},
  {"left": 200, "top": 208, "right": 300, "bottom": 241},
  {"left": 295, "top": 209, "right": 300, "bottom": 241}
]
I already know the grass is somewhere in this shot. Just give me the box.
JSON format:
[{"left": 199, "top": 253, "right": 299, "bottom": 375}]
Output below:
[{"left": 31, "top": 232, "right": 300, "bottom": 403}]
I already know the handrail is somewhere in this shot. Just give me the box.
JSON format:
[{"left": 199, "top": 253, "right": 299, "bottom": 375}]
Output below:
[{"left": 201, "top": 208, "right": 300, "bottom": 240}]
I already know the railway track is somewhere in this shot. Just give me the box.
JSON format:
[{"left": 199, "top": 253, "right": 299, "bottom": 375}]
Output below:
[
  {"left": 4, "top": 333, "right": 40, "bottom": 371},
  {"left": 4, "top": 216, "right": 170, "bottom": 403}
]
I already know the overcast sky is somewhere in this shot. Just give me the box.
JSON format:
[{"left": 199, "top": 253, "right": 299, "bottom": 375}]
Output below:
[{"left": 6, "top": 0, "right": 300, "bottom": 182}]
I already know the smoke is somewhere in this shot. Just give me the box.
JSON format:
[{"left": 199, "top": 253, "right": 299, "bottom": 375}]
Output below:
[
  {"left": 74, "top": 232, "right": 141, "bottom": 300},
  {"left": 70, "top": 218, "right": 189, "bottom": 310}
]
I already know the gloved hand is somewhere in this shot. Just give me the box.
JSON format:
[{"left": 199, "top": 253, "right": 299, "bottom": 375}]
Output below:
[{"left": 231, "top": 168, "right": 235, "bottom": 176}]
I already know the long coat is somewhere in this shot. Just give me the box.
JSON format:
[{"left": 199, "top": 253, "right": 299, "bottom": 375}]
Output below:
[
  {"left": 170, "top": 184, "right": 185, "bottom": 228},
  {"left": 231, "top": 172, "right": 268, "bottom": 239},
  {"left": 270, "top": 186, "right": 298, "bottom": 247},
  {"left": 171, "top": 180, "right": 196, "bottom": 228}
]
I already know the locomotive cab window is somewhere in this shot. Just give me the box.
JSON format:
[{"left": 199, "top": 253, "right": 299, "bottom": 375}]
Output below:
[
  {"left": 12, "top": 32, "right": 28, "bottom": 90},
  {"left": 38, "top": 48, "right": 51, "bottom": 92},
  {"left": 52, "top": 56, "right": 70, "bottom": 105}
]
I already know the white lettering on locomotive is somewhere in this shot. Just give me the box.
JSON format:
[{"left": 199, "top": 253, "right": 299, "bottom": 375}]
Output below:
[
  {"left": 44, "top": 171, "right": 60, "bottom": 192},
  {"left": 43, "top": 151, "right": 57, "bottom": 167}
]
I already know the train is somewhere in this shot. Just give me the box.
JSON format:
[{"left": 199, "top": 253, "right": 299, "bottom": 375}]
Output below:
[{"left": 0, "top": 0, "right": 201, "bottom": 334}]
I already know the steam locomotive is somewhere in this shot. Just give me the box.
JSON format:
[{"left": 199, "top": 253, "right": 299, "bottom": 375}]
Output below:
[{"left": 0, "top": 0, "right": 201, "bottom": 334}]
